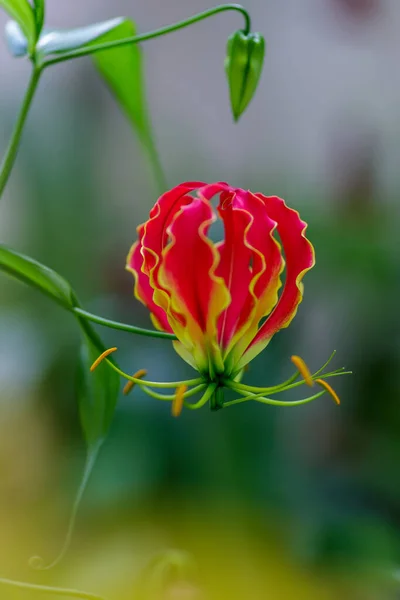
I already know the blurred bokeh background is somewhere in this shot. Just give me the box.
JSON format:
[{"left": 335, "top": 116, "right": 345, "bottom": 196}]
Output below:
[{"left": 1, "top": 0, "right": 400, "bottom": 598}]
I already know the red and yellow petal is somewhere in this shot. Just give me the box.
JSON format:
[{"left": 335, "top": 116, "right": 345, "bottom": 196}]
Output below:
[
  {"left": 158, "top": 197, "right": 230, "bottom": 373},
  {"left": 127, "top": 183, "right": 207, "bottom": 337},
  {"left": 217, "top": 190, "right": 284, "bottom": 371},
  {"left": 126, "top": 226, "right": 172, "bottom": 333},
  {"left": 238, "top": 195, "right": 315, "bottom": 369},
  {"left": 215, "top": 191, "right": 254, "bottom": 348}
]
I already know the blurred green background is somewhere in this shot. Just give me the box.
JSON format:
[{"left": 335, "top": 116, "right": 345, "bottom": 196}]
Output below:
[{"left": 1, "top": 1, "right": 400, "bottom": 598}]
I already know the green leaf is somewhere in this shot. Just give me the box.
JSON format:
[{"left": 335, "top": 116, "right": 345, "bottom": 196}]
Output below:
[
  {"left": 0, "top": 0, "right": 36, "bottom": 51},
  {"left": 91, "top": 19, "right": 148, "bottom": 144},
  {"left": 33, "top": 0, "right": 44, "bottom": 37},
  {"left": 0, "top": 244, "right": 73, "bottom": 308},
  {"left": 0, "top": 243, "right": 121, "bottom": 447},
  {"left": 91, "top": 20, "right": 165, "bottom": 189},
  {"left": 77, "top": 336, "right": 120, "bottom": 447}
]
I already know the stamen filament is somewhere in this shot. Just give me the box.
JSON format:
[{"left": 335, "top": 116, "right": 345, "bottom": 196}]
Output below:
[
  {"left": 184, "top": 383, "right": 218, "bottom": 410},
  {"left": 141, "top": 384, "right": 206, "bottom": 401},
  {"left": 225, "top": 351, "right": 340, "bottom": 396},
  {"left": 225, "top": 368, "right": 350, "bottom": 396},
  {"left": 224, "top": 389, "right": 327, "bottom": 408},
  {"left": 313, "top": 350, "right": 337, "bottom": 376},
  {"left": 222, "top": 370, "right": 300, "bottom": 395},
  {"left": 98, "top": 355, "right": 203, "bottom": 389}
]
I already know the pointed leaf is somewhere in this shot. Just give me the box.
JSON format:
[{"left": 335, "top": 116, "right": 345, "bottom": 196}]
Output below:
[
  {"left": 0, "top": 0, "right": 36, "bottom": 51},
  {"left": 36, "top": 17, "right": 124, "bottom": 56},
  {"left": 91, "top": 19, "right": 155, "bottom": 150},
  {"left": 77, "top": 336, "right": 120, "bottom": 447},
  {"left": 0, "top": 244, "right": 121, "bottom": 449},
  {"left": 0, "top": 244, "right": 73, "bottom": 308}
]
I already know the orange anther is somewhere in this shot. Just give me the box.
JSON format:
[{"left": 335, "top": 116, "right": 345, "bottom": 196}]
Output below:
[
  {"left": 172, "top": 385, "right": 187, "bottom": 417},
  {"left": 291, "top": 355, "right": 313, "bottom": 387},
  {"left": 316, "top": 378, "right": 341, "bottom": 405},
  {"left": 90, "top": 347, "right": 117, "bottom": 371}
]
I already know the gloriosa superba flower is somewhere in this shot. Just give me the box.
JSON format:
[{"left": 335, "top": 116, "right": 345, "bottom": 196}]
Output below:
[{"left": 92, "top": 182, "right": 349, "bottom": 415}]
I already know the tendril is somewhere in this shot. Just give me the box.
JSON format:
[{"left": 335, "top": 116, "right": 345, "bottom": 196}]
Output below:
[{"left": 0, "top": 576, "right": 106, "bottom": 599}]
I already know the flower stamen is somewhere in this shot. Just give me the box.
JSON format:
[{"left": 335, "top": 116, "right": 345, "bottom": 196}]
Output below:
[
  {"left": 291, "top": 355, "right": 313, "bottom": 386},
  {"left": 315, "top": 378, "right": 341, "bottom": 405},
  {"left": 172, "top": 385, "right": 187, "bottom": 417},
  {"left": 90, "top": 347, "right": 117, "bottom": 371},
  {"left": 123, "top": 369, "right": 148, "bottom": 395}
]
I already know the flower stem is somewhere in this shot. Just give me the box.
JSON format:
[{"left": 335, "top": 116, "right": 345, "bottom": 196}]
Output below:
[
  {"left": 30, "top": 442, "right": 102, "bottom": 571},
  {"left": 0, "top": 66, "right": 42, "bottom": 199},
  {"left": 0, "top": 576, "right": 106, "bottom": 600},
  {"left": 43, "top": 4, "right": 252, "bottom": 68},
  {"left": 72, "top": 307, "right": 176, "bottom": 340}
]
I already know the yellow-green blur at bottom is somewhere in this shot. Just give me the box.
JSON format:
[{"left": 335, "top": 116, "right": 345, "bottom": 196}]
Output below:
[{"left": 0, "top": 497, "right": 385, "bottom": 600}]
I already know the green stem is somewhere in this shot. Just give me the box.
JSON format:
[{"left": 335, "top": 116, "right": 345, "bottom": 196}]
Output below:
[
  {"left": 0, "top": 576, "right": 106, "bottom": 600},
  {"left": 73, "top": 307, "right": 176, "bottom": 340},
  {"left": 30, "top": 442, "right": 102, "bottom": 571},
  {"left": 0, "top": 66, "right": 42, "bottom": 199},
  {"left": 145, "top": 132, "right": 167, "bottom": 197},
  {"left": 43, "top": 4, "right": 251, "bottom": 68}
]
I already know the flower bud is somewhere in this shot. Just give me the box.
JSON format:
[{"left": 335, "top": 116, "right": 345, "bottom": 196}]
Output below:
[{"left": 224, "top": 30, "right": 265, "bottom": 121}]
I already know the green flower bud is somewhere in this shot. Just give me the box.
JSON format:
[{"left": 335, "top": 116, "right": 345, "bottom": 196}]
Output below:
[{"left": 225, "top": 30, "right": 265, "bottom": 121}]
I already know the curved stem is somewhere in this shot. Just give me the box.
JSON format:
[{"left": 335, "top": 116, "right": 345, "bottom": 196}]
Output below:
[
  {"left": 72, "top": 307, "right": 176, "bottom": 340},
  {"left": 30, "top": 442, "right": 101, "bottom": 571},
  {"left": 0, "top": 66, "right": 42, "bottom": 199},
  {"left": 43, "top": 4, "right": 251, "bottom": 69},
  {"left": 0, "top": 576, "right": 106, "bottom": 600}
]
